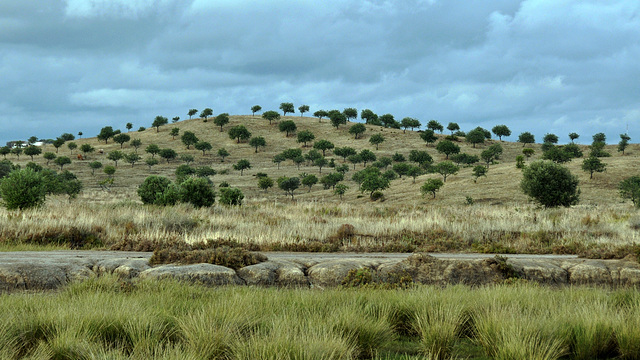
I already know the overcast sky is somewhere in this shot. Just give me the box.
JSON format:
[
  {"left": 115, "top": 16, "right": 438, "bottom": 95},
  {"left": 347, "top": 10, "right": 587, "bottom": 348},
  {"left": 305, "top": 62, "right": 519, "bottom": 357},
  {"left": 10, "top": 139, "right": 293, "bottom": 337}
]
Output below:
[{"left": 1, "top": 0, "right": 639, "bottom": 145}]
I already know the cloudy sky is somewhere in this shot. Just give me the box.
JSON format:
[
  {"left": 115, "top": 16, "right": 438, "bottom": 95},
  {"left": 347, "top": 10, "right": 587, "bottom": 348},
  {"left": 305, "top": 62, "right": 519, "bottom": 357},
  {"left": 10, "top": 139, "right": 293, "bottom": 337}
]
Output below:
[{"left": 1, "top": 0, "right": 639, "bottom": 145}]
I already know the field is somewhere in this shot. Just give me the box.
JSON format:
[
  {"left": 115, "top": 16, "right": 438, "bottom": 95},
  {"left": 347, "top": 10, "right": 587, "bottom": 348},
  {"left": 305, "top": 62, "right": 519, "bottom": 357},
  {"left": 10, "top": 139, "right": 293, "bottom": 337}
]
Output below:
[{"left": 1, "top": 115, "right": 639, "bottom": 256}]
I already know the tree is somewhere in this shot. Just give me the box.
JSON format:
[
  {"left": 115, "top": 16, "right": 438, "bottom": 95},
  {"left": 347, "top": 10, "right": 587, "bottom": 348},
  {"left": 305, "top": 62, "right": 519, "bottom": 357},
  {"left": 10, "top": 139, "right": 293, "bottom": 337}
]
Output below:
[
  {"left": 436, "top": 140, "right": 460, "bottom": 159},
  {"left": 54, "top": 156, "right": 71, "bottom": 171},
  {"left": 228, "top": 125, "right": 252, "bottom": 143},
  {"left": 593, "top": 132, "right": 606, "bottom": 143},
  {"left": 304, "top": 149, "right": 322, "bottom": 165},
  {"left": 408, "top": 150, "right": 433, "bottom": 168},
  {"left": 125, "top": 152, "right": 141, "bottom": 167},
  {"left": 152, "top": 116, "right": 168, "bottom": 132},
  {"left": 320, "top": 172, "right": 344, "bottom": 190},
  {"left": 172, "top": 116, "right": 180, "bottom": 123},
  {"left": 335, "top": 147, "right": 357, "bottom": 162},
  {"left": 78, "top": 132, "right": 83, "bottom": 138},
  {"left": 67, "top": 142, "right": 78, "bottom": 154},
  {"left": 130, "top": 139, "right": 142, "bottom": 153},
  {"left": 492, "top": 125, "right": 511, "bottom": 141},
  {"left": 447, "top": 122, "right": 460, "bottom": 134},
  {"left": 179, "top": 177, "right": 216, "bottom": 207},
  {"left": 97, "top": 126, "right": 115, "bottom": 144},
  {"left": 359, "top": 149, "right": 376, "bottom": 167},
  {"left": 298, "top": 105, "right": 310, "bottom": 117},
  {"left": 126, "top": 123, "right": 133, "bottom": 132},
  {"left": 104, "top": 165, "right": 116, "bottom": 179},
  {"left": 582, "top": 157, "right": 606, "bottom": 179},
  {"left": 392, "top": 162, "right": 411, "bottom": 178},
  {"left": 217, "top": 148, "right": 230, "bottom": 162},
  {"left": 52, "top": 138, "right": 65, "bottom": 153},
  {"left": 145, "top": 157, "right": 159, "bottom": 170},
  {"left": 145, "top": 144, "right": 160, "bottom": 158},
  {"left": 60, "top": 133, "right": 75, "bottom": 141},
  {"left": 349, "top": 123, "right": 366, "bottom": 139},
  {"left": 400, "top": 117, "right": 421, "bottom": 133},
  {"left": 293, "top": 156, "right": 305, "bottom": 170},
  {"left": 472, "top": 165, "right": 488, "bottom": 183},
  {"left": 195, "top": 141, "right": 213, "bottom": 156},
  {"left": 11, "top": 147, "right": 22, "bottom": 159},
  {"left": 277, "top": 176, "right": 300, "bottom": 199},
  {"left": 313, "top": 110, "right": 328, "bottom": 122},
  {"left": 138, "top": 176, "right": 173, "bottom": 205},
  {"left": 379, "top": 114, "right": 396, "bottom": 128},
  {"left": 368, "top": 133, "right": 385, "bottom": 150},
  {"left": 258, "top": 176, "right": 274, "bottom": 192},
  {"left": 357, "top": 168, "right": 390, "bottom": 198},
  {"left": 518, "top": 132, "right": 536, "bottom": 147},
  {"left": 220, "top": 187, "right": 244, "bottom": 206},
  {"left": 200, "top": 108, "right": 213, "bottom": 122},
  {"left": 279, "top": 120, "right": 297, "bottom": 137},
  {"left": 434, "top": 161, "right": 459, "bottom": 182},
  {"left": 0, "top": 146, "right": 10, "bottom": 158},
  {"left": 233, "top": 159, "right": 251, "bottom": 175},
  {"left": 618, "top": 134, "right": 631, "bottom": 155},
  {"left": 334, "top": 184, "right": 349, "bottom": 199},
  {"left": 348, "top": 154, "right": 362, "bottom": 170},
  {"left": 421, "top": 178, "right": 444, "bottom": 199},
  {"left": 343, "top": 108, "right": 358, "bottom": 121},
  {"left": 213, "top": 113, "right": 230, "bottom": 132},
  {"left": 465, "top": 129, "right": 485, "bottom": 148},
  {"left": 302, "top": 174, "right": 318, "bottom": 192},
  {"left": 180, "top": 154, "right": 195, "bottom": 164},
  {"left": 43, "top": 152, "right": 56, "bottom": 165},
  {"left": 543, "top": 133, "right": 559, "bottom": 144},
  {"left": 590, "top": 141, "right": 610, "bottom": 158},
  {"left": 159, "top": 148, "right": 177, "bottom": 163},
  {"left": 361, "top": 109, "right": 379, "bottom": 125},
  {"left": 188, "top": 109, "right": 198, "bottom": 119},
  {"left": 542, "top": 146, "right": 572, "bottom": 164},
  {"left": 170, "top": 127, "right": 180, "bottom": 139},
  {"left": 262, "top": 110, "right": 280, "bottom": 124},
  {"left": 313, "top": 140, "right": 334, "bottom": 156},
  {"left": 272, "top": 154, "right": 285, "bottom": 169},
  {"left": 251, "top": 105, "right": 262, "bottom": 116},
  {"left": 24, "top": 146, "right": 42, "bottom": 161},
  {"left": 113, "top": 133, "right": 131, "bottom": 149},
  {"left": 280, "top": 102, "right": 295, "bottom": 116},
  {"left": 522, "top": 148, "right": 535, "bottom": 158},
  {"left": 620, "top": 176, "right": 640, "bottom": 208},
  {"left": 427, "top": 120, "right": 444, "bottom": 133},
  {"left": 107, "top": 150, "right": 124, "bottom": 167},
  {"left": 420, "top": 130, "right": 438, "bottom": 146},
  {"left": 569, "top": 132, "right": 580, "bottom": 143},
  {"left": 181, "top": 131, "right": 199, "bottom": 149},
  {"left": 406, "top": 165, "right": 423, "bottom": 183},
  {"left": 249, "top": 136, "right": 267, "bottom": 153},
  {"left": 314, "top": 157, "right": 328, "bottom": 173},
  {"left": 521, "top": 161, "right": 579, "bottom": 207},
  {"left": 481, "top": 143, "right": 503, "bottom": 166},
  {"left": 0, "top": 168, "right": 46, "bottom": 209},
  {"left": 27, "top": 136, "right": 38, "bottom": 145},
  {"left": 297, "top": 130, "right": 315, "bottom": 147},
  {"left": 329, "top": 112, "right": 347, "bottom": 129}
]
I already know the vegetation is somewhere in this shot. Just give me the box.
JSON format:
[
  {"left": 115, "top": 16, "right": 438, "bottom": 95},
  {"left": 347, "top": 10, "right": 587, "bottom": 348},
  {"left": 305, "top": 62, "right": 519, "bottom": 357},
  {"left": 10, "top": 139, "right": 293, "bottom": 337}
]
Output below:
[{"left": 521, "top": 161, "right": 580, "bottom": 208}]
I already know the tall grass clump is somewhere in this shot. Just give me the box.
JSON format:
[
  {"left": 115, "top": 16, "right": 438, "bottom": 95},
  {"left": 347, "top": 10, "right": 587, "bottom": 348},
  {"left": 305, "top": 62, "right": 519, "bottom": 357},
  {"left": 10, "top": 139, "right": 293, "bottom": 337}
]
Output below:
[{"left": 413, "top": 301, "right": 467, "bottom": 359}]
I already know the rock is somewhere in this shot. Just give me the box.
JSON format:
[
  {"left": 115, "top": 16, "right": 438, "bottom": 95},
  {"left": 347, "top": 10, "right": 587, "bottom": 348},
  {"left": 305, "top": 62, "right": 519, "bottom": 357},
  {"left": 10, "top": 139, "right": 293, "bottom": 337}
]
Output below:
[
  {"left": 508, "top": 259, "right": 568, "bottom": 285},
  {"left": 567, "top": 260, "right": 612, "bottom": 285},
  {"left": 139, "top": 264, "right": 244, "bottom": 286},
  {"left": 307, "top": 259, "right": 381, "bottom": 288},
  {"left": 94, "top": 258, "right": 151, "bottom": 278},
  {"left": 0, "top": 263, "right": 67, "bottom": 291},
  {"left": 237, "top": 260, "right": 308, "bottom": 287}
]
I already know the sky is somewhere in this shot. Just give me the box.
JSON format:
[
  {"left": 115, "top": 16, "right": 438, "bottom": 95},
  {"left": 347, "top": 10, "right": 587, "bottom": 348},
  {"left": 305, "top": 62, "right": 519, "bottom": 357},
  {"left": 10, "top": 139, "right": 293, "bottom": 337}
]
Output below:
[{"left": 1, "top": 0, "right": 639, "bottom": 145}]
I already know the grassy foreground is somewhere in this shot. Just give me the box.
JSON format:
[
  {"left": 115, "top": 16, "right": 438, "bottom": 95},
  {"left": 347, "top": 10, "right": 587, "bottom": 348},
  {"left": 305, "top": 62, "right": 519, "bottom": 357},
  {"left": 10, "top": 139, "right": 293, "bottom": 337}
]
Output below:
[{"left": 1, "top": 277, "right": 640, "bottom": 359}]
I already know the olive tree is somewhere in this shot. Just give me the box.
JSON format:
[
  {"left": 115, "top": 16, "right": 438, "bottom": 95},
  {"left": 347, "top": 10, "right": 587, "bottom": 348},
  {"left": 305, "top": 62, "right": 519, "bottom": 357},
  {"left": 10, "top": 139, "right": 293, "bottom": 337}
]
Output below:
[
  {"left": 0, "top": 168, "right": 46, "bottom": 209},
  {"left": 521, "top": 161, "right": 579, "bottom": 208},
  {"left": 298, "top": 105, "right": 310, "bottom": 117},
  {"left": 369, "top": 134, "right": 385, "bottom": 150},
  {"left": 492, "top": 125, "right": 511, "bottom": 141},
  {"left": 278, "top": 120, "right": 297, "bottom": 137},
  {"left": 251, "top": 105, "right": 262, "bottom": 116},
  {"left": 619, "top": 176, "right": 640, "bottom": 208},
  {"left": 228, "top": 125, "right": 252, "bottom": 143},
  {"left": 213, "top": 113, "right": 230, "bottom": 132},
  {"left": 349, "top": 123, "right": 366, "bottom": 139},
  {"left": 420, "top": 178, "right": 443, "bottom": 199},
  {"left": 279, "top": 102, "right": 295, "bottom": 116},
  {"left": 249, "top": 136, "right": 267, "bottom": 153}
]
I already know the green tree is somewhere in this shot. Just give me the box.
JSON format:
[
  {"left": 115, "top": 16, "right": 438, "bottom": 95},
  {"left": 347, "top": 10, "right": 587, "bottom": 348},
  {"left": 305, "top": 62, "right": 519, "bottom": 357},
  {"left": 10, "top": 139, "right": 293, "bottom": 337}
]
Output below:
[
  {"left": 434, "top": 161, "right": 459, "bottom": 182},
  {"left": 408, "top": 150, "right": 433, "bottom": 168},
  {"left": 195, "top": 141, "right": 213, "bottom": 156},
  {"left": 569, "top": 132, "right": 580, "bottom": 143},
  {"left": 54, "top": 156, "right": 71, "bottom": 170},
  {"left": 24, "top": 146, "right": 42, "bottom": 161},
  {"left": 304, "top": 149, "right": 322, "bottom": 165},
  {"left": 360, "top": 109, "right": 379, "bottom": 125},
  {"left": 521, "top": 161, "right": 580, "bottom": 208},
  {"left": 357, "top": 168, "right": 390, "bottom": 198},
  {"left": 181, "top": 131, "right": 199, "bottom": 149},
  {"left": 447, "top": 122, "right": 460, "bottom": 134},
  {"left": 420, "top": 130, "right": 438, "bottom": 146},
  {"left": 145, "top": 157, "right": 159, "bottom": 170},
  {"left": 313, "top": 140, "right": 334, "bottom": 156},
  {"left": 392, "top": 162, "right": 411, "bottom": 178},
  {"left": 170, "top": 127, "right": 180, "bottom": 139},
  {"left": 213, "top": 113, "right": 230, "bottom": 132},
  {"left": 313, "top": 110, "right": 328, "bottom": 122},
  {"left": 188, "top": 109, "right": 198, "bottom": 119},
  {"left": 262, "top": 110, "right": 281, "bottom": 124},
  {"left": 400, "top": 117, "right": 421, "bottom": 133},
  {"left": 348, "top": 154, "right": 362, "bottom": 170},
  {"left": 11, "top": 147, "right": 22, "bottom": 159},
  {"left": 258, "top": 176, "right": 274, "bottom": 192},
  {"left": 219, "top": 187, "right": 244, "bottom": 205},
  {"left": 59, "top": 133, "right": 75, "bottom": 141},
  {"left": 272, "top": 154, "right": 285, "bottom": 169},
  {"left": 421, "top": 178, "right": 444, "bottom": 199},
  {"left": 465, "top": 129, "right": 485, "bottom": 148},
  {"left": 80, "top": 144, "right": 94, "bottom": 159},
  {"left": 349, "top": 123, "right": 366, "bottom": 139},
  {"left": 436, "top": 140, "right": 460, "bottom": 159},
  {"left": 302, "top": 174, "right": 318, "bottom": 192},
  {"left": 233, "top": 159, "right": 251, "bottom": 175},
  {"left": 159, "top": 148, "right": 177, "bottom": 163},
  {"left": 518, "top": 132, "right": 536, "bottom": 147},
  {"left": 481, "top": 143, "right": 503, "bottom": 167},
  {"left": 314, "top": 157, "right": 328, "bottom": 173},
  {"left": 582, "top": 156, "right": 606, "bottom": 179},
  {"left": 113, "top": 133, "right": 131, "bottom": 149},
  {"left": 67, "top": 142, "right": 77, "bottom": 154},
  {"left": 334, "top": 183, "right": 349, "bottom": 199},
  {"left": 296, "top": 130, "right": 315, "bottom": 147},
  {"left": 329, "top": 112, "right": 347, "bottom": 129},
  {"left": 543, "top": 133, "right": 559, "bottom": 144},
  {"left": 0, "top": 146, "right": 10, "bottom": 158},
  {"left": 406, "top": 165, "right": 423, "bottom": 183},
  {"left": 298, "top": 105, "right": 310, "bottom": 117},
  {"left": 217, "top": 148, "right": 230, "bottom": 162},
  {"left": 97, "top": 126, "right": 115, "bottom": 144},
  {"left": 152, "top": 116, "right": 168, "bottom": 132},
  {"left": 472, "top": 165, "right": 488, "bottom": 183},
  {"left": 620, "top": 176, "right": 640, "bottom": 208},
  {"left": 251, "top": 105, "right": 262, "bottom": 116},
  {"left": 280, "top": 102, "right": 295, "bottom": 116},
  {"left": 334, "top": 147, "right": 357, "bottom": 162},
  {"left": 180, "top": 154, "right": 195, "bottom": 164},
  {"left": 279, "top": 120, "right": 297, "bottom": 137},
  {"left": 43, "top": 152, "right": 56, "bottom": 165},
  {"left": 52, "top": 138, "right": 65, "bottom": 153},
  {"left": 618, "top": 133, "right": 631, "bottom": 155},
  {"left": 523, "top": 148, "right": 535, "bottom": 158},
  {"left": 89, "top": 161, "right": 102, "bottom": 175},
  {"left": 179, "top": 177, "right": 215, "bottom": 207},
  {"left": 593, "top": 132, "right": 606, "bottom": 143},
  {"left": 277, "top": 176, "right": 300, "bottom": 199},
  {"left": 130, "top": 139, "right": 142, "bottom": 153},
  {"left": 343, "top": 108, "right": 358, "bottom": 121},
  {"left": 125, "top": 152, "right": 141, "bottom": 167},
  {"left": 542, "top": 146, "right": 572, "bottom": 164},
  {"left": 590, "top": 141, "right": 610, "bottom": 158},
  {"left": 427, "top": 120, "right": 444, "bottom": 133},
  {"left": 145, "top": 144, "right": 160, "bottom": 158},
  {"left": 172, "top": 116, "right": 180, "bottom": 123},
  {"left": 321, "top": 172, "right": 344, "bottom": 190},
  {"left": 228, "top": 125, "right": 252, "bottom": 143},
  {"left": 249, "top": 136, "right": 267, "bottom": 153},
  {"left": 492, "top": 125, "right": 511, "bottom": 141},
  {"left": 379, "top": 114, "right": 397, "bottom": 128},
  {"left": 107, "top": 150, "right": 124, "bottom": 167},
  {"left": 0, "top": 168, "right": 46, "bottom": 209},
  {"left": 138, "top": 176, "right": 174, "bottom": 205},
  {"left": 359, "top": 149, "right": 376, "bottom": 167},
  {"left": 126, "top": 122, "right": 133, "bottom": 132},
  {"left": 369, "top": 133, "right": 385, "bottom": 150},
  {"left": 200, "top": 108, "right": 213, "bottom": 121}
]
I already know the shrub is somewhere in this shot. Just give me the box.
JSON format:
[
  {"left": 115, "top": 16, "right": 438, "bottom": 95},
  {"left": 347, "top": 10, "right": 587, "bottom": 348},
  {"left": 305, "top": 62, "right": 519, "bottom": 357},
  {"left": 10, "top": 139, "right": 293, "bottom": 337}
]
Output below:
[
  {"left": 179, "top": 177, "right": 215, "bottom": 207},
  {"left": 0, "top": 168, "right": 46, "bottom": 209},
  {"left": 521, "top": 161, "right": 579, "bottom": 208},
  {"left": 138, "top": 176, "right": 173, "bottom": 205},
  {"left": 219, "top": 187, "right": 244, "bottom": 206},
  {"left": 619, "top": 176, "right": 640, "bottom": 208}
]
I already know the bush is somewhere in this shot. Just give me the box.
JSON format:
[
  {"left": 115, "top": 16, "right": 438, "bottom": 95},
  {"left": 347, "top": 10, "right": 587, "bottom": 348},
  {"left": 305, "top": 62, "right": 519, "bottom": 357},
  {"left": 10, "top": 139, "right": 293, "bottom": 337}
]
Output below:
[
  {"left": 179, "top": 177, "right": 215, "bottom": 207},
  {"left": 0, "top": 168, "right": 46, "bottom": 209},
  {"left": 521, "top": 161, "right": 580, "bottom": 208},
  {"left": 219, "top": 187, "right": 244, "bottom": 206},
  {"left": 620, "top": 176, "right": 640, "bottom": 208},
  {"left": 138, "top": 176, "right": 173, "bottom": 205}
]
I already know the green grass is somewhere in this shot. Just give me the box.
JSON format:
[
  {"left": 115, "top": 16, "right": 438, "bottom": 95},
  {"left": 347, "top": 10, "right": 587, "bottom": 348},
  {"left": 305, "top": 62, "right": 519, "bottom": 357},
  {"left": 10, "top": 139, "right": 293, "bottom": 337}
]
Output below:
[{"left": 0, "top": 277, "right": 639, "bottom": 359}]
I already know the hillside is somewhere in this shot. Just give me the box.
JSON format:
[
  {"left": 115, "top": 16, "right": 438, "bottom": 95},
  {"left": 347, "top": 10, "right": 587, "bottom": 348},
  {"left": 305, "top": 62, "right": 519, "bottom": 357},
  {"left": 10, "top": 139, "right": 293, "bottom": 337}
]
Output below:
[{"left": 5, "top": 114, "right": 637, "bottom": 208}]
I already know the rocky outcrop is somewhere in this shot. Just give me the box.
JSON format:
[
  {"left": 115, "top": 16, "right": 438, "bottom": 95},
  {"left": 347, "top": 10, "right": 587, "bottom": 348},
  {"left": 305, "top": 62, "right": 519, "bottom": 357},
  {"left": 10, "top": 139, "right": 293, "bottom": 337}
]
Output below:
[{"left": 1, "top": 251, "right": 640, "bottom": 292}]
